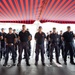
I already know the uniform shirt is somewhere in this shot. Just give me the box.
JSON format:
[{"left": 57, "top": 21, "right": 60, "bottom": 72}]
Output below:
[
  {"left": 19, "top": 31, "right": 31, "bottom": 42},
  {"left": 1, "top": 32, "right": 6, "bottom": 41},
  {"left": 47, "top": 34, "right": 51, "bottom": 44},
  {"left": 0, "top": 32, "right": 2, "bottom": 40},
  {"left": 5, "top": 33, "right": 16, "bottom": 44},
  {"left": 50, "top": 33, "right": 59, "bottom": 43},
  {"left": 63, "top": 31, "right": 74, "bottom": 42},
  {"left": 35, "top": 32, "right": 46, "bottom": 45},
  {"left": 1, "top": 32, "right": 6, "bottom": 47},
  {"left": 0, "top": 32, "right": 2, "bottom": 36}
]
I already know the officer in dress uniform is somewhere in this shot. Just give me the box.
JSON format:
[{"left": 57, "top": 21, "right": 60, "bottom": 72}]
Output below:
[
  {"left": 62, "top": 26, "right": 75, "bottom": 65},
  {"left": 35, "top": 26, "right": 46, "bottom": 66},
  {"left": 17, "top": 25, "right": 32, "bottom": 66},
  {"left": 49, "top": 28, "right": 61, "bottom": 65},
  {"left": 3, "top": 28, "right": 16, "bottom": 66}
]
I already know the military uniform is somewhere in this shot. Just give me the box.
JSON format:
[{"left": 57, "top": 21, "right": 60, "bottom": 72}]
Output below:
[
  {"left": 17, "top": 30, "right": 31, "bottom": 66},
  {"left": 3, "top": 33, "right": 16, "bottom": 66},
  {"left": 35, "top": 32, "right": 46, "bottom": 66},
  {"left": 1, "top": 32, "right": 6, "bottom": 59},
  {"left": 0, "top": 32, "right": 2, "bottom": 61},
  {"left": 46, "top": 34, "right": 51, "bottom": 58},
  {"left": 59, "top": 34, "right": 65, "bottom": 59},
  {"left": 63, "top": 31, "right": 75, "bottom": 65},
  {"left": 14, "top": 33, "right": 18, "bottom": 59},
  {"left": 50, "top": 33, "right": 61, "bottom": 64}
]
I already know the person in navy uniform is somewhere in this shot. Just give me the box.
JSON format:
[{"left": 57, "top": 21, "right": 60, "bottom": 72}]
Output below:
[
  {"left": 17, "top": 25, "right": 32, "bottom": 66},
  {"left": 46, "top": 31, "right": 52, "bottom": 59},
  {"left": 58, "top": 30, "right": 65, "bottom": 59},
  {"left": 50, "top": 28, "right": 61, "bottom": 65},
  {"left": 62, "top": 26, "right": 75, "bottom": 65},
  {"left": 35, "top": 26, "right": 46, "bottom": 66},
  {"left": 23, "top": 29, "right": 32, "bottom": 59},
  {"left": 1, "top": 28, "right": 7, "bottom": 59},
  {"left": 13, "top": 29, "right": 18, "bottom": 59},
  {"left": 3, "top": 28, "right": 16, "bottom": 66},
  {"left": 0, "top": 32, "right": 3, "bottom": 61}
]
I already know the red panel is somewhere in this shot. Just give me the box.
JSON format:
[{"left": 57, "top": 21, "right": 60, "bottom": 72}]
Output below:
[
  {"left": 52, "top": 0, "right": 72, "bottom": 19},
  {"left": 2, "top": 0, "right": 16, "bottom": 19},
  {"left": 34, "top": 0, "right": 38, "bottom": 19},
  {"left": 39, "top": 0, "right": 50, "bottom": 20},
  {"left": 20, "top": 0, "right": 25, "bottom": 20},
  {"left": 25, "top": 0, "right": 29, "bottom": 20},
  {"left": 0, "top": 2, "right": 12, "bottom": 19},
  {"left": 8, "top": 0, "right": 19, "bottom": 19},
  {"left": 56, "top": 1, "right": 74, "bottom": 19},
  {"left": 14, "top": 0, "right": 22, "bottom": 19},
  {"left": 30, "top": 0, "right": 33, "bottom": 20},
  {"left": 43, "top": 0, "right": 55, "bottom": 20},
  {"left": 50, "top": 0, "right": 66, "bottom": 19},
  {"left": 0, "top": 0, "right": 75, "bottom": 24}
]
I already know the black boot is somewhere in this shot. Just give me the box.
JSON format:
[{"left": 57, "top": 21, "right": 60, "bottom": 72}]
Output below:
[
  {"left": 17, "top": 63, "right": 21, "bottom": 66},
  {"left": 64, "top": 61, "right": 67, "bottom": 65},
  {"left": 70, "top": 61, "right": 75, "bottom": 65},
  {"left": 57, "top": 61, "right": 61, "bottom": 64},
  {"left": 26, "top": 63, "right": 30, "bottom": 66},
  {"left": 35, "top": 62, "right": 38, "bottom": 66},
  {"left": 3, "top": 63, "right": 7, "bottom": 66},
  {"left": 42, "top": 62, "right": 45, "bottom": 66}
]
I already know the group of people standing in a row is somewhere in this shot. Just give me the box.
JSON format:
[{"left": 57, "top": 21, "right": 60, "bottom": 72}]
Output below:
[{"left": 0, "top": 25, "right": 75, "bottom": 67}]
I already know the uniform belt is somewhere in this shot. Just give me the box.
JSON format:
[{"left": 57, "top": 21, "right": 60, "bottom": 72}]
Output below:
[{"left": 7, "top": 43, "right": 14, "bottom": 45}]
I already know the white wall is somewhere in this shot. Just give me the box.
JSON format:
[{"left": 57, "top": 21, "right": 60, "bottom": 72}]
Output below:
[{"left": 0, "top": 22, "right": 75, "bottom": 34}]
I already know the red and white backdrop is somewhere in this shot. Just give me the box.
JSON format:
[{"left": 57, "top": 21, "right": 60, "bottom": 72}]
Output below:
[{"left": 0, "top": 0, "right": 75, "bottom": 24}]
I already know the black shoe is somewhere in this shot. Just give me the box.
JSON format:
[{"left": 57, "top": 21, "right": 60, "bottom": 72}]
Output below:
[
  {"left": 50, "top": 62, "right": 53, "bottom": 65},
  {"left": 12, "top": 63, "right": 16, "bottom": 66},
  {"left": 64, "top": 62, "right": 67, "bottom": 65},
  {"left": 70, "top": 62, "right": 75, "bottom": 65},
  {"left": 42, "top": 63, "right": 45, "bottom": 66},
  {"left": 26, "top": 63, "right": 30, "bottom": 66},
  {"left": 23, "top": 57, "right": 25, "bottom": 59},
  {"left": 35, "top": 62, "right": 38, "bottom": 66},
  {"left": 57, "top": 61, "right": 61, "bottom": 64},
  {"left": 17, "top": 63, "right": 21, "bottom": 66},
  {"left": 3, "top": 63, "right": 7, "bottom": 66}
]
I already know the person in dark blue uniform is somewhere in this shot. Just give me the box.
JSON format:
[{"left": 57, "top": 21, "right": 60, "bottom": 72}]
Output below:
[
  {"left": 17, "top": 25, "right": 32, "bottom": 66},
  {"left": 1, "top": 28, "right": 6, "bottom": 59},
  {"left": 3, "top": 28, "right": 16, "bottom": 66},
  {"left": 58, "top": 30, "right": 65, "bottom": 59},
  {"left": 62, "top": 26, "right": 75, "bottom": 65},
  {"left": 50, "top": 28, "right": 61, "bottom": 65},
  {"left": 35, "top": 26, "right": 46, "bottom": 66},
  {"left": 46, "top": 31, "right": 52, "bottom": 59},
  {"left": 0, "top": 32, "right": 3, "bottom": 61},
  {"left": 13, "top": 29, "right": 18, "bottom": 59},
  {"left": 23, "top": 29, "right": 32, "bottom": 59}
]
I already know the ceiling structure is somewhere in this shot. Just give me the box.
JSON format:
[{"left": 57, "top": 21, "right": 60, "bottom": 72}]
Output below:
[{"left": 0, "top": 0, "right": 75, "bottom": 24}]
